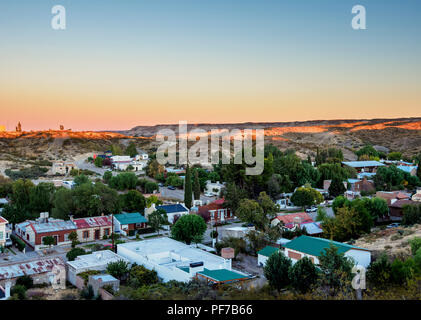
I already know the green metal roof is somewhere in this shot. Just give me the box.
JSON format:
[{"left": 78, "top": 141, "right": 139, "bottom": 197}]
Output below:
[
  {"left": 257, "top": 246, "right": 279, "bottom": 257},
  {"left": 283, "top": 235, "right": 369, "bottom": 257},
  {"left": 114, "top": 212, "right": 147, "bottom": 225},
  {"left": 197, "top": 268, "right": 249, "bottom": 283},
  {"left": 177, "top": 266, "right": 189, "bottom": 273}
]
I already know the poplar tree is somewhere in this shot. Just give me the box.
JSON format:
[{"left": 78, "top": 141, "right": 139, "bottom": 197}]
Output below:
[
  {"left": 184, "top": 165, "right": 192, "bottom": 209},
  {"left": 193, "top": 170, "right": 201, "bottom": 200}
]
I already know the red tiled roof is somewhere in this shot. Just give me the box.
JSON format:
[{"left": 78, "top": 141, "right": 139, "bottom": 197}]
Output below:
[
  {"left": 73, "top": 216, "right": 112, "bottom": 229},
  {"left": 273, "top": 212, "right": 314, "bottom": 225},
  {"left": 0, "top": 216, "right": 8, "bottom": 224},
  {"left": 389, "top": 200, "right": 415, "bottom": 209},
  {"left": 198, "top": 200, "right": 226, "bottom": 215}
]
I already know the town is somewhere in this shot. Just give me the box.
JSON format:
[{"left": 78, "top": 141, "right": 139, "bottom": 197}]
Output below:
[{"left": 1, "top": 131, "right": 421, "bottom": 301}]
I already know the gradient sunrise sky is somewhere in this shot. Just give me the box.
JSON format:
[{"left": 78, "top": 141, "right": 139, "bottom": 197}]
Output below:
[{"left": 0, "top": 0, "right": 420, "bottom": 131}]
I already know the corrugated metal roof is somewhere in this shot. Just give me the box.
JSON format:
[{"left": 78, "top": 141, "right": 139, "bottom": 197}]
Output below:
[
  {"left": 73, "top": 216, "right": 112, "bottom": 229},
  {"left": 157, "top": 204, "right": 189, "bottom": 214},
  {"left": 257, "top": 246, "right": 279, "bottom": 257},
  {"left": 197, "top": 268, "right": 249, "bottom": 282},
  {"left": 283, "top": 235, "right": 369, "bottom": 257},
  {"left": 397, "top": 165, "right": 417, "bottom": 173},
  {"left": 114, "top": 212, "right": 147, "bottom": 225},
  {"left": 342, "top": 161, "right": 385, "bottom": 168},
  {"left": 0, "top": 257, "right": 65, "bottom": 280}
]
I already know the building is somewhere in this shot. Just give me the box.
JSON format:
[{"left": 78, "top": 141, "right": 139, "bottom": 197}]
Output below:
[
  {"left": 347, "top": 178, "right": 375, "bottom": 193},
  {"left": 52, "top": 161, "right": 77, "bottom": 175},
  {"left": 155, "top": 203, "right": 190, "bottom": 224},
  {"left": 0, "top": 257, "right": 65, "bottom": 288},
  {"left": 15, "top": 213, "right": 77, "bottom": 250},
  {"left": 222, "top": 226, "right": 253, "bottom": 239},
  {"left": 342, "top": 160, "right": 385, "bottom": 173},
  {"left": 282, "top": 235, "right": 371, "bottom": 268},
  {"left": 113, "top": 212, "right": 148, "bottom": 236},
  {"left": 0, "top": 216, "right": 12, "bottom": 248},
  {"left": 88, "top": 274, "right": 120, "bottom": 297},
  {"left": 376, "top": 191, "right": 411, "bottom": 205},
  {"left": 388, "top": 200, "right": 415, "bottom": 220},
  {"left": 197, "top": 199, "right": 234, "bottom": 224},
  {"left": 66, "top": 250, "right": 130, "bottom": 286},
  {"left": 397, "top": 165, "right": 418, "bottom": 176},
  {"left": 117, "top": 237, "right": 249, "bottom": 284},
  {"left": 412, "top": 189, "right": 421, "bottom": 202},
  {"left": 111, "top": 155, "right": 147, "bottom": 171},
  {"left": 205, "top": 180, "right": 225, "bottom": 196},
  {"left": 271, "top": 212, "right": 314, "bottom": 228},
  {"left": 257, "top": 246, "right": 280, "bottom": 267},
  {"left": 72, "top": 215, "right": 113, "bottom": 242}
]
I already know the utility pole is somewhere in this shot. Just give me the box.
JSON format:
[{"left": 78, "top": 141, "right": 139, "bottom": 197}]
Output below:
[{"left": 111, "top": 213, "right": 116, "bottom": 253}]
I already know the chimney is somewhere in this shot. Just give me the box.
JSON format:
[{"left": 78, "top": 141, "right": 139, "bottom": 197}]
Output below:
[{"left": 69, "top": 215, "right": 74, "bottom": 222}]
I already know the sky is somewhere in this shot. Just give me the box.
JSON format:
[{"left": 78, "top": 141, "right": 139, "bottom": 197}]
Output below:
[{"left": 0, "top": 0, "right": 420, "bottom": 131}]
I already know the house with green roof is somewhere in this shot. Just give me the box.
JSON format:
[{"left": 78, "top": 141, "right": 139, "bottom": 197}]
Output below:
[
  {"left": 257, "top": 246, "right": 280, "bottom": 266},
  {"left": 282, "top": 235, "right": 371, "bottom": 268},
  {"left": 113, "top": 212, "right": 148, "bottom": 236}
]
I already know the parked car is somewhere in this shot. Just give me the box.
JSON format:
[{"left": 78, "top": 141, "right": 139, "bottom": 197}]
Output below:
[
  {"left": 306, "top": 206, "right": 318, "bottom": 213},
  {"left": 386, "top": 223, "right": 401, "bottom": 229},
  {"left": 167, "top": 186, "right": 176, "bottom": 190},
  {"left": 204, "top": 192, "right": 214, "bottom": 197},
  {"left": 158, "top": 183, "right": 164, "bottom": 187}
]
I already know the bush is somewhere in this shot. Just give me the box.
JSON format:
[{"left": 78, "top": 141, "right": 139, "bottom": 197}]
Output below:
[
  {"left": 128, "top": 265, "right": 159, "bottom": 288},
  {"left": 263, "top": 251, "right": 292, "bottom": 291},
  {"left": 10, "top": 234, "right": 26, "bottom": 252},
  {"left": 16, "top": 275, "right": 34, "bottom": 290},
  {"left": 66, "top": 247, "right": 87, "bottom": 261},
  {"left": 10, "top": 285, "right": 27, "bottom": 300},
  {"left": 289, "top": 257, "right": 318, "bottom": 293}
]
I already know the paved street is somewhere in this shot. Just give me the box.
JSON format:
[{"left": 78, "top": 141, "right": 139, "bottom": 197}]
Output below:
[{"left": 159, "top": 186, "right": 216, "bottom": 203}]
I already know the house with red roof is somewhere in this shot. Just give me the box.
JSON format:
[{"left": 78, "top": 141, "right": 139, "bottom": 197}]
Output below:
[
  {"left": 271, "top": 212, "right": 314, "bottom": 228},
  {"left": 72, "top": 215, "right": 113, "bottom": 242},
  {"left": 197, "top": 199, "right": 234, "bottom": 224}
]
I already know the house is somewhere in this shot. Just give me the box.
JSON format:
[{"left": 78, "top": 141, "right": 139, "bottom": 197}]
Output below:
[
  {"left": 137, "top": 149, "right": 149, "bottom": 160},
  {"left": 113, "top": 212, "right": 148, "bottom": 236},
  {"left": 347, "top": 178, "right": 375, "bottom": 193},
  {"left": 156, "top": 203, "right": 190, "bottom": 224},
  {"left": 88, "top": 274, "right": 120, "bottom": 298},
  {"left": 52, "top": 161, "right": 77, "bottom": 175},
  {"left": 342, "top": 160, "right": 385, "bottom": 173},
  {"left": 111, "top": 155, "right": 147, "bottom": 171},
  {"left": 165, "top": 167, "right": 185, "bottom": 176},
  {"left": 271, "top": 212, "right": 313, "bottom": 228},
  {"left": 0, "top": 282, "right": 11, "bottom": 300},
  {"left": 397, "top": 165, "right": 418, "bottom": 176},
  {"left": 282, "top": 235, "right": 371, "bottom": 268},
  {"left": 0, "top": 216, "right": 12, "bottom": 248},
  {"left": 323, "top": 180, "right": 347, "bottom": 192},
  {"left": 257, "top": 246, "right": 280, "bottom": 267},
  {"left": 66, "top": 250, "right": 130, "bottom": 286},
  {"left": 376, "top": 191, "right": 411, "bottom": 205},
  {"left": 412, "top": 189, "right": 421, "bottom": 202},
  {"left": 0, "top": 257, "right": 65, "bottom": 288},
  {"left": 222, "top": 226, "right": 253, "bottom": 239},
  {"left": 197, "top": 199, "right": 234, "bottom": 224},
  {"left": 205, "top": 180, "right": 225, "bottom": 196},
  {"left": 15, "top": 213, "right": 77, "bottom": 250},
  {"left": 117, "top": 237, "right": 249, "bottom": 284},
  {"left": 72, "top": 215, "right": 113, "bottom": 242},
  {"left": 388, "top": 200, "right": 415, "bottom": 220}
]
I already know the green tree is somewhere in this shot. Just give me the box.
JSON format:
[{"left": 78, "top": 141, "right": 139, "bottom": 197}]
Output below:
[
  {"left": 171, "top": 214, "right": 207, "bottom": 245},
  {"left": 74, "top": 174, "right": 90, "bottom": 187},
  {"left": 257, "top": 191, "right": 279, "bottom": 219},
  {"left": 184, "top": 165, "right": 192, "bottom": 209},
  {"left": 291, "top": 187, "right": 323, "bottom": 208},
  {"left": 221, "top": 183, "right": 248, "bottom": 214},
  {"left": 42, "top": 236, "right": 55, "bottom": 248},
  {"left": 29, "top": 182, "right": 55, "bottom": 215},
  {"left": 193, "top": 170, "right": 201, "bottom": 200},
  {"left": 128, "top": 264, "right": 159, "bottom": 288},
  {"left": 68, "top": 230, "right": 79, "bottom": 248},
  {"left": 103, "top": 171, "right": 113, "bottom": 184},
  {"left": 289, "top": 256, "right": 318, "bottom": 293},
  {"left": 148, "top": 208, "right": 168, "bottom": 235},
  {"left": 263, "top": 251, "right": 292, "bottom": 291},
  {"left": 367, "top": 253, "right": 392, "bottom": 288},
  {"left": 94, "top": 157, "right": 104, "bottom": 168},
  {"left": 66, "top": 247, "right": 87, "bottom": 261},
  {"left": 125, "top": 142, "right": 138, "bottom": 158},
  {"left": 106, "top": 260, "right": 130, "bottom": 280},
  {"left": 409, "top": 237, "right": 421, "bottom": 256},
  {"left": 328, "top": 178, "right": 346, "bottom": 198},
  {"left": 120, "top": 190, "right": 146, "bottom": 213},
  {"left": 235, "top": 199, "right": 267, "bottom": 230},
  {"left": 387, "top": 151, "right": 402, "bottom": 161}
]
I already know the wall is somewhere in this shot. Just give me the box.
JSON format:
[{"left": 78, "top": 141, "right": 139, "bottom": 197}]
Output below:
[{"left": 345, "top": 250, "right": 371, "bottom": 268}]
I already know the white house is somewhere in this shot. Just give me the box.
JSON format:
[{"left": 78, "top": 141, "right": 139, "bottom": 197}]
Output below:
[
  {"left": 282, "top": 235, "right": 371, "bottom": 268},
  {"left": 205, "top": 180, "right": 224, "bottom": 196},
  {"left": 117, "top": 237, "right": 249, "bottom": 284},
  {"left": 111, "top": 155, "right": 147, "bottom": 172},
  {"left": 257, "top": 246, "right": 280, "bottom": 267},
  {"left": 155, "top": 203, "right": 190, "bottom": 224},
  {"left": 0, "top": 216, "right": 12, "bottom": 249},
  {"left": 66, "top": 250, "right": 130, "bottom": 286}
]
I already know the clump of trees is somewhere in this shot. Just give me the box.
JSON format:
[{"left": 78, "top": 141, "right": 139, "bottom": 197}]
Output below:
[{"left": 171, "top": 214, "right": 207, "bottom": 245}]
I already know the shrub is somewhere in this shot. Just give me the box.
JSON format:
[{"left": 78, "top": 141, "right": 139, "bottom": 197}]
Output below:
[
  {"left": 10, "top": 234, "right": 26, "bottom": 252},
  {"left": 66, "top": 247, "right": 87, "bottom": 261},
  {"left": 263, "top": 251, "right": 292, "bottom": 291},
  {"left": 16, "top": 275, "right": 34, "bottom": 290}
]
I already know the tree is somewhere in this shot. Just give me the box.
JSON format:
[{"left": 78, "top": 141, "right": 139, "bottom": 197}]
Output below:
[
  {"left": 184, "top": 165, "right": 192, "bottom": 209},
  {"left": 109, "top": 172, "right": 138, "bottom": 190},
  {"left": 125, "top": 142, "right": 138, "bottom": 158},
  {"left": 257, "top": 191, "right": 279, "bottom": 219},
  {"left": 193, "top": 170, "right": 201, "bottom": 200},
  {"left": 144, "top": 181, "right": 159, "bottom": 194},
  {"left": 106, "top": 260, "right": 130, "bottom": 280},
  {"left": 120, "top": 190, "right": 146, "bottom": 213},
  {"left": 68, "top": 231, "right": 79, "bottom": 248},
  {"left": 409, "top": 237, "right": 421, "bottom": 256},
  {"left": 74, "top": 174, "right": 90, "bottom": 187},
  {"left": 221, "top": 183, "right": 248, "bottom": 214},
  {"left": 29, "top": 182, "right": 55, "bottom": 214},
  {"left": 235, "top": 199, "right": 267, "bottom": 230},
  {"left": 128, "top": 264, "right": 159, "bottom": 288},
  {"left": 103, "top": 171, "right": 112, "bottom": 184},
  {"left": 328, "top": 178, "right": 346, "bottom": 198},
  {"left": 42, "top": 236, "right": 55, "bottom": 248},
  {"left": 94, "top": 157, "right": 104, "bottom": 168},
  {"left": 66, "top": 247, "right": 87, "bottom": 261},
  {"left": 367, "top": 253, "right": 392, "bottom": 288},
  {"left": 289, "top": 256, "right": 318, "bottom": 293},
  {"left": 387, "top": 151, "right": 402, "bottom": 161},
  {"left": 317, "top": 243, "right": 353, "bottom": 293},
  {"left": 148, "top": 209, "right": 168, "bottom": 235},
  {"left": 171, "top": 214, "right": 207, "bottom": 245},
  {"left": 16, "top": 275, "right": 34, "bottom": 290},
  {"left": 291, "top": 187, "right": 323, "bottom": 208},
  {"left": 263, "top": 251, "right": 292, "bottom": 291}
]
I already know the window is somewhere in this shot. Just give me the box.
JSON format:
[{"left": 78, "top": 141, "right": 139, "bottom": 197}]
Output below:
[
  {"left": 0, "top": 232, "right": 3, "bottom": 240},
  {"left": 83, "top": 231, "right": 90, "bottom": 239},
  {"left": 104, "top": 228, "right": 110, "bottom": 236}
]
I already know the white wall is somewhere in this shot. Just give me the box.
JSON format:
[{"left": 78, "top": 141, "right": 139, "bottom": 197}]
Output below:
[{"left": 345, "top": 250, "right": 371, "bottom": 268}]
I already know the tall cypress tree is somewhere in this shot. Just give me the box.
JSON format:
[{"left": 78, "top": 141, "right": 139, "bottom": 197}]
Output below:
[
  {"left": 193, "top": 170, "right": 201, "bottom": 200},
  {"left": 184, "top": 165, "right": 192, "bottom": 209}
]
